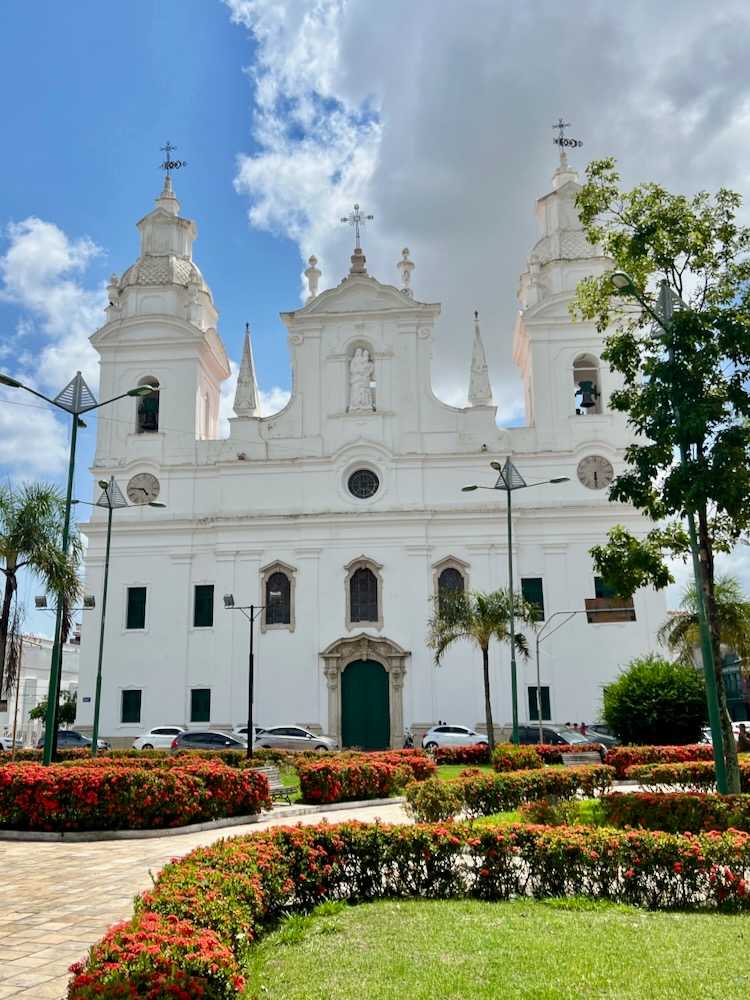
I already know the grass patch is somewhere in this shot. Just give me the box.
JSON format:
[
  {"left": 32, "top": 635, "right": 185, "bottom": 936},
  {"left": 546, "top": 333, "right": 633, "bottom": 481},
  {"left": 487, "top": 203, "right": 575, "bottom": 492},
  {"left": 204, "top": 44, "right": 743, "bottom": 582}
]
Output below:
[
  {"left": 243, "top": 897, "right": 749, "bottom": 999},
  {"left": 436, "top": 763, "right": 495, "bottom": 781}
]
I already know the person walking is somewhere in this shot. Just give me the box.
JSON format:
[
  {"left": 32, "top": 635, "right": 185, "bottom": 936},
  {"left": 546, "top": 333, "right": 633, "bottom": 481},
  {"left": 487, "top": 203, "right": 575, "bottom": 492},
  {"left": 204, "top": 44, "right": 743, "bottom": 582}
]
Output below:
[{"left": 737, "top": 723, "right": 750, "bottom": 753}]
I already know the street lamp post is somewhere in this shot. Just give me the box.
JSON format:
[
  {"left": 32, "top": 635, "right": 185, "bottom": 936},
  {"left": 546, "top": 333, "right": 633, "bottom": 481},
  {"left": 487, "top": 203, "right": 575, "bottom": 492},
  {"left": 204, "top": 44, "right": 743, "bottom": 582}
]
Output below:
[
  {"left": 223, "top": 591, "right": 282, "bottom": 759},
  {"left": 609, "top": 271, "right": 728, "bottom": 793},
  {"left": 0, "top": 371, "right": 157, "bottom": 764},
  {"left": 72, "top": 479, "right": 166, "bottom": 755},
  {"left": 534, "top": 607, "right": 640, "bottom": 745},
  {"left": 463, "top": 460, "right": 570, "bottom": 744}
]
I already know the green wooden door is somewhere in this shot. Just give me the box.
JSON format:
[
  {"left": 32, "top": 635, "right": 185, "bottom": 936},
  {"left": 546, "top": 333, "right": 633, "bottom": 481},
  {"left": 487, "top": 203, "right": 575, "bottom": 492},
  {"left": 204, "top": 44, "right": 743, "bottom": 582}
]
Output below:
[{"left": 341, "top": 660, "right": 390, "bottom": 750}]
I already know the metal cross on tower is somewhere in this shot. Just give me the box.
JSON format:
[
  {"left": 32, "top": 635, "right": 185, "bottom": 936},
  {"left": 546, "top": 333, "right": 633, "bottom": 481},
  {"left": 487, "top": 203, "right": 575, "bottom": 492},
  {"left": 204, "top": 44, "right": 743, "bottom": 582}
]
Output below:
[
  {"left": 552, "top": 118, "right": 583, "bottom": 150},
  {"left": 341, "top": 203, "right": 373, "bottom": 248},
  {"left": 159, "top": 141, "right": 187, "bottom": 177}
]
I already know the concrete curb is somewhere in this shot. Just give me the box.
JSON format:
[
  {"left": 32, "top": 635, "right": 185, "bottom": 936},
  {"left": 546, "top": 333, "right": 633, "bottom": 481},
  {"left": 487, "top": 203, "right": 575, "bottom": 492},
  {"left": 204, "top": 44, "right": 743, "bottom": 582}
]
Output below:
[{"left": 0, "top": 796, "right": 407, "bottom": 843}]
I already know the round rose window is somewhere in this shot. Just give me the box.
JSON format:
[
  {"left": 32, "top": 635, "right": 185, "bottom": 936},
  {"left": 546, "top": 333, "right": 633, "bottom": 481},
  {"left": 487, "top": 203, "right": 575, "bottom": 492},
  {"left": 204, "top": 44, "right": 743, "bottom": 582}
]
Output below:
[{"left": 347, "top": 469, "right": 380, "bottom": 499}]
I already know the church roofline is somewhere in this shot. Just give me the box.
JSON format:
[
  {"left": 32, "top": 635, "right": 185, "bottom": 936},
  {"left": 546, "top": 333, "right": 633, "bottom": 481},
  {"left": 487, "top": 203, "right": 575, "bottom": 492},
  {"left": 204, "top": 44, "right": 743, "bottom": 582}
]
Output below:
[{"left": 281, "top": 272, "right": 440, "bottom": 323}]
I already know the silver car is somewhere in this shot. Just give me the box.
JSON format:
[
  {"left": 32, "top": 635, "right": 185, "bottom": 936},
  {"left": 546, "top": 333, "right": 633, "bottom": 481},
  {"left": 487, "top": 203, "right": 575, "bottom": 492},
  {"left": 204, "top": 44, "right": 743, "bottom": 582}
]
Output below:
[
  {"left": 422, "top": 724, "right": 489, "bottom": 751},
  {"left": 256, "top": 725, "right": 337, "bottom": 752}
]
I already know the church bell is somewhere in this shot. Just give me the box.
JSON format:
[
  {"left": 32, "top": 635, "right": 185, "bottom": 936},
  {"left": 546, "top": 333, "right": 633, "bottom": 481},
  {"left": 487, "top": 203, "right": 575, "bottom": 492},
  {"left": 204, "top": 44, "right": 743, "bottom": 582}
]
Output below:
[{"left": 575, "top": 380, "right": 598, "bottom": 409}]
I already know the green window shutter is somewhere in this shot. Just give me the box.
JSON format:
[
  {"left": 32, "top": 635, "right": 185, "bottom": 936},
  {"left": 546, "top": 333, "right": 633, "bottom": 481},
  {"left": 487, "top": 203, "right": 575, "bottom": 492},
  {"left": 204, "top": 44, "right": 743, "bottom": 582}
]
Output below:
[
  {"left": 521, "top": 577, "right": 545, "bottom": 621},
  {"left": 126, "top": 587, "right": 147, "bottom": 630},
  {"left": 528, "top": 686, "right": 551, "bottom": 722},
  {"left": 191, "top": 688, "right": 210, "bottom": 723},
  {"left": 193, "top": 585, "right": 214, "bottom": 628},
  {"left": 121, "top": 689, "right": 142, "bottom": 724},
  {"left": 594, "top": 576, "right": 618, "bottom": 599}
]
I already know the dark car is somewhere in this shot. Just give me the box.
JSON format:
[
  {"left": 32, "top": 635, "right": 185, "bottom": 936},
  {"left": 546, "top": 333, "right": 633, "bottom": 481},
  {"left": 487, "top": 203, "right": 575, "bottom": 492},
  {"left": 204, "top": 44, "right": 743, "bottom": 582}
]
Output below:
[
  {"left": 516, "top": 724, "right": 606, "bottom": 757},
  {"left": 170, "top": 730, "right": 247, "bottom": 751},
  {"left": 36, "top": 730, "right": 111, "bottom": 751}
]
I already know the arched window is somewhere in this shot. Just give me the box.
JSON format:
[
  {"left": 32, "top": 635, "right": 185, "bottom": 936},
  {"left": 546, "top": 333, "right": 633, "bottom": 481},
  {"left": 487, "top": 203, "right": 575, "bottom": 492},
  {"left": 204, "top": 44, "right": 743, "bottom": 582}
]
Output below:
[
  {"left": 350, "top": 568, "right": 378, "bottom": 623},
  {"left": 573, "top": 355, "right": 601, "bottom": 415},
  {"left": 136, "top": 376, "right": 160, "bottom": 433},
  {"left": 438, "top": 566, "right": 465, "bottom": 612},
  {"left": 260, "top": 561, "right": 297, "bottom": 632},
  {"left": 265, "top": 572, "right": 291, "bottom": 625}
]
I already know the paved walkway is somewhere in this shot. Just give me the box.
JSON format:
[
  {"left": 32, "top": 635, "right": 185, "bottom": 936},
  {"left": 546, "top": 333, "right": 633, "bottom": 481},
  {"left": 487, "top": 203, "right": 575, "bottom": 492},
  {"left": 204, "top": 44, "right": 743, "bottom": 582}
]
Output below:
[{"left": 0, "top": 802, "right": 409, "bottom": 999}]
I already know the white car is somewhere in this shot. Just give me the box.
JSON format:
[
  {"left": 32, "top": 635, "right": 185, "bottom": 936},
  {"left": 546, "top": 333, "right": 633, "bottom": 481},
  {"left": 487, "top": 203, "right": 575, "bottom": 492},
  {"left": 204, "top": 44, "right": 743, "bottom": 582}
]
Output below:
[
  {"left": 0, "top": 734, "right": 23, "bottom": 751},
  {"left": 132, "top": 726, "right": 187, "bottom": 750},
  {"left": 421, "top": 724, "right": 489, "bottom": 751}
]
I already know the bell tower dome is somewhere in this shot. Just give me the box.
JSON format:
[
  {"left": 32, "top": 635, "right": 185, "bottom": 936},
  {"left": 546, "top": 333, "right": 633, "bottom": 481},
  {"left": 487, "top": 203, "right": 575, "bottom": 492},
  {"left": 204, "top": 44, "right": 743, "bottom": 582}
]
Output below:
[{"left": 91, "top": 174, "right": 230, "bottom": 468}]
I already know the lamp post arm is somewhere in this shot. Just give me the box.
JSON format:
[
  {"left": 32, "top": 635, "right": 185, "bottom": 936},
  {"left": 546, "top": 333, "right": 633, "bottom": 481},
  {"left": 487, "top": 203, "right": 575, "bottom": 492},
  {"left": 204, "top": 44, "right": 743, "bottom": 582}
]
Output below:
[{"left": 80, "top": 387, "right": 154, "bottom": 415}]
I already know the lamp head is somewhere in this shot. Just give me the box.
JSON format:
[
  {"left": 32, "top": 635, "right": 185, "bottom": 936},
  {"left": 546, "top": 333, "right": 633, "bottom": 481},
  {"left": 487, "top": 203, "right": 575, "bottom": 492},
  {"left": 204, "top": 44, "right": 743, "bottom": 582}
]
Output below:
[
  {"left": 0, "top": 373, "right": 21, "bottom": 388},
  {"left": 489, "top": 461, "right": 502, "bottom": 471},
  {"left": 34, "top": 595, "right": 48, "bottom": 609},
  {"left": 223, "top": 594, "right": 235, "bottom": 608},
  {"left": 148, "top": 501, "right": 167, "bottom": 508},
  {"left": 98, "top": 479, "right": 109, "bottom": 490},
  {"left": 83, "top": 595, "right": 96, "bottom": 609},
  {"left": 550, "top": 477, "right": 570, "bottom": 484},
  {"left": 461, "top": 485, "right": 479, "bottom": 492},
  {"left": 269, "top": 590, "right": 282, "bottom": 603},
  {"left": 610, "top": 270, "right": 635, "bottom": 293},
  {"left": 128, "top": 385, "right": 157, "bottom": 398}
]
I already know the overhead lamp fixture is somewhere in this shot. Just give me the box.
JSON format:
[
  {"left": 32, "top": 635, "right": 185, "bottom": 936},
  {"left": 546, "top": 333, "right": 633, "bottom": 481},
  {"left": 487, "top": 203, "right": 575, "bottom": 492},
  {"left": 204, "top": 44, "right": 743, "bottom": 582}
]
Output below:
[
  {"left": 223, "top": 594, "right": 235, "bottom": 608},
  {"left": 0, "top": 373, "right": 22, "bottom": 388},
  {"left": 83, "top": 595, "right": 96, "bottom": 609}
]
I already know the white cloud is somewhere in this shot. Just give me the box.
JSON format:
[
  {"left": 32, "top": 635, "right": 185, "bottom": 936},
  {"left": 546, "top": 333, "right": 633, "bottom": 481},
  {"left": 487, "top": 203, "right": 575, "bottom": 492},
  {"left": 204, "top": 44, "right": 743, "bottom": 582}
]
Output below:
[
  {"left": 0, "top": 389, "right": 69, "bottom": 478},
  {"left": 258, "top": 386, "right": 291, "bottom": 415}
]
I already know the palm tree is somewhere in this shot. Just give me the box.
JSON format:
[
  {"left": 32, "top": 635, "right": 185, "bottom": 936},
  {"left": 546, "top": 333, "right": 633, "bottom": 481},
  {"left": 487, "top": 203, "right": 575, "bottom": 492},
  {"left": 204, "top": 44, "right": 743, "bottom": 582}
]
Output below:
[
  {"left": 427, "top": 588, "right": 539, "bottom": 752},
  {"left": 659, "top": 576, "right": 750, "bottom": 666},
  {"left": 0, "top": 483, "right": 82, "bottom": 694}
]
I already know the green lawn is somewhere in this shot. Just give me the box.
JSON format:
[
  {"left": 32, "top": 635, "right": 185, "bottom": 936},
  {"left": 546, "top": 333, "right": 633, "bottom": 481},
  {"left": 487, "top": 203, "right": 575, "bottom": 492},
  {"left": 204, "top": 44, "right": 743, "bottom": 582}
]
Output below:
[
  {"left": 436, "top": 763, "right": 495, "bottom": 781},
  {"left": 243, "top": 898, "right": 749, "bottom": 999}
]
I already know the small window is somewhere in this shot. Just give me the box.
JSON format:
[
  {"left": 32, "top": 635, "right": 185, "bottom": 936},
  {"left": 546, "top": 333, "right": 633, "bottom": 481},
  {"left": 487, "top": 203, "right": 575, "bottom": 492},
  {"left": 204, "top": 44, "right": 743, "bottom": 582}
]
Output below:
[
  {"left": 265, "top": 572, "right": 291, "bottom": 625},
  {"left": 438, "top": 567, "right": 465, "bottom": 612},
  {"left": 350, "top": 567, "right": 378, "bottom": 622},
  {"left": 521, "top": 577, "right": 545, "bottom": 621},
  {"left": 348, "top": 469, "right": 379, "bottom": 499},
  {"left": 528, "top": 686, "right": 551, "bottom": 722},
  {"left": 190, "top": 688, "right": 211, "bottom": 723},
  {"left": 193, "top": 584, "right": 214, "bottom": 628},
  {"left": 121, "top": 689, "right": 142, "bottom": 724},
  {"left": 594, "top": 576, "right": 619, "bottom": 599},
  {"left": 126, "top": 587, "right": 147, "bottom": 630}
]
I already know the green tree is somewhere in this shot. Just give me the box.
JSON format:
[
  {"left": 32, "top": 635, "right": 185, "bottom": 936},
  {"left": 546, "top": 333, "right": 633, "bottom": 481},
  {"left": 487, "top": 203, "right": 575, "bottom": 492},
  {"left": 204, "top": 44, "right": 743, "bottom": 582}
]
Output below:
[
  {"left": 572, "top": 158, "right": 750, "bottom": 790},
  {"left": 427, "top": 589, "right": 538, "bottom": 752},
  {"left": 659, "top": 575, "right": 750, "bottom": 666},
  {"left": 0, "top": 483, "right": 82, "bottom": 693},
  {"left": 603, "top": 655, "right": 706, "bottom": 745},
  {"left": 30, "top": 689, "right": 77, "bottom": 728}
]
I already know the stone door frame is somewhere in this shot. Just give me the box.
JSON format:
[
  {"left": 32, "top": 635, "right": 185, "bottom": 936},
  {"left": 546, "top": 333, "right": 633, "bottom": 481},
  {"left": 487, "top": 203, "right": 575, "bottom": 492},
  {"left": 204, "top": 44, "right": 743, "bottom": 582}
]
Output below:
[{"left": 321, "top": 633, "right": 409, "bottom": 749}]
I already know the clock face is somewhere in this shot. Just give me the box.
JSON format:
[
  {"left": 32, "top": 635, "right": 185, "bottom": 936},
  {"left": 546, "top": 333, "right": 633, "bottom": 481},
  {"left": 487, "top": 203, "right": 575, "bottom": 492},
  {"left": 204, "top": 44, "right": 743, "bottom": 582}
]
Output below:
[
  {"left": 127, "top": 473, "right": 160, "bottom": 505},
  {"left": 577, "top": 455, "right": 614, "bottom": 490}
]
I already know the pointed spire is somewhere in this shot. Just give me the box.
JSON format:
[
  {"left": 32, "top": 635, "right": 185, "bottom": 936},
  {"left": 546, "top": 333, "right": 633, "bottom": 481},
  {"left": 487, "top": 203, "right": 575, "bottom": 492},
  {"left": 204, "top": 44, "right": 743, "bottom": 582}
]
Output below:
[
  {"left": 233, "top": 323, "right": 260, "bottom": 418},
  {"left": 155, "top": 174, "right": 180, "bottom": 216},
  {"left": 468, "top": 311, "right": 493, "bottom": 406}
]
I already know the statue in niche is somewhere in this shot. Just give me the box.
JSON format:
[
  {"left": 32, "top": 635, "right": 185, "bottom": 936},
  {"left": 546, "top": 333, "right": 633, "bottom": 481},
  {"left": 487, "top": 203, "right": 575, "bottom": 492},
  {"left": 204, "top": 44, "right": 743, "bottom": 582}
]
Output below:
[{"left": 349, "top": 348, "right": 375, "bottom": 411}]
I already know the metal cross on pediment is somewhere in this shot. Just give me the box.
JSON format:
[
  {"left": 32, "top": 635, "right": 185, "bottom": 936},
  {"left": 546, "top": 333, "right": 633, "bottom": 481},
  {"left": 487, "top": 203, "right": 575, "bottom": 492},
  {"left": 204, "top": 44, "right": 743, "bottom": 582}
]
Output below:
[
  {"left": 341, "top": 203, "right": 373, "bottom": 248},
  {"left": 553, "top": 117, "right": 583, "bottom": 150},
  {"left": 159, "top": 141, "right": 187, "bottom": 176}
]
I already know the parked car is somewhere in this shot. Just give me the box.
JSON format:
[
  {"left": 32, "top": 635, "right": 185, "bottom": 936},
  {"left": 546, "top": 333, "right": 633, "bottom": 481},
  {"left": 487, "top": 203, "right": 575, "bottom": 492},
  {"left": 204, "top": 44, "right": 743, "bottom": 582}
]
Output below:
[
  {"left": 231, "top": 724, "right": 267, "bottom": 741},
  {"left": 516, "top": 724, "right": 606, "bottom": 757},
  {"left": 421, "top": 725, "right": 489, "bottom": 751},
  {"left": 0, "top": 734, "right": 23, "bottom": 751},
  {"left": 36, "top": 730, "right": 111, "bottom": 751},
  {"left": 132, "top": 726, "right": 187, "bottom": 750},
  {"left": 255, "top": 725, "right": 337, "bottom": 751},
  {"left": 170, "top": 731, "right": 248, "bottom": 751},
  {"left": 582, "top": 727, "right": 620, "bottom": 748}
]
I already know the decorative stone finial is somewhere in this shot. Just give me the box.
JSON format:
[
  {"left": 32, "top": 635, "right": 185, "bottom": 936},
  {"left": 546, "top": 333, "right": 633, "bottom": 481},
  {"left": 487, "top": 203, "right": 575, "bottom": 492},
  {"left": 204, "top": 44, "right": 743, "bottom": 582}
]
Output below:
[
  {"left": 468, "top": 310, "right": 493, "bottom": 406},
  {"left": 106, "top": 273, "right": 120, "bottom": 312},
  {"left": 397, "top": 248, "right": 414, "bottom": 297},
  {"left": 349, "top": 246, "right": 368, "bottom": 275},
  {"left": 233, "top": 323, "right": 260, "bottom": 418},
  {"left": 305, "top": 255, "right": 321, "bottom": 302}
]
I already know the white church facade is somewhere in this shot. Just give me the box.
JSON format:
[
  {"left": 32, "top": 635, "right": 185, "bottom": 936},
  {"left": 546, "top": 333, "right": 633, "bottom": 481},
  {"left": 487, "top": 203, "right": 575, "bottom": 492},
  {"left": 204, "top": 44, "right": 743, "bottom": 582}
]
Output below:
[{"left": 75, "top": 156, "right": 666, "bottom": 748}]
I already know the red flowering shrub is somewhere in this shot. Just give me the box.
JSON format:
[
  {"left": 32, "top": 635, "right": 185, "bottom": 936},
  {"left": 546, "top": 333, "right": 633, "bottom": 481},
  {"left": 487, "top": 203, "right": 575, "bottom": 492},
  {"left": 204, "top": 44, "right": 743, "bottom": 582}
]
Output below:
[
  {"left": 607, "top": 744, "right": 714, "bottom": 779},
  {"left": 296, "top": 758, "right": 411, "bottom": 803},
  {"left": 434, "top": 744, "right": 491, "bottom": 765},
  {"left": 625, "top": 759, "right": 750, "bottom": 792},
  {"left": 461, "top": 765, "right": 614, "bottom": 817},
  {"left": 492, "top": 744, "right": 542, "bottom": 771},
  {"left": 601, "top": 792, "right": 750, "bottom": 833},
  {"left": 69, "top": 819, "right": 750, "bottom": 996},
  {"left": 67, "top": 911, "right": 244, "bottom": 999},
  {"left": 0, "top": 760, "right": 270, "bottom": 832}
]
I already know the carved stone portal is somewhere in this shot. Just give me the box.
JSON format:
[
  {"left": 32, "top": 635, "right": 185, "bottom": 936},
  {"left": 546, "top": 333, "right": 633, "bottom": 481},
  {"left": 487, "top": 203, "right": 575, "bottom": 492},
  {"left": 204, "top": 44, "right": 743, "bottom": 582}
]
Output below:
[{"left": 321, "top": 633, "right": 409, "bottom": 749}]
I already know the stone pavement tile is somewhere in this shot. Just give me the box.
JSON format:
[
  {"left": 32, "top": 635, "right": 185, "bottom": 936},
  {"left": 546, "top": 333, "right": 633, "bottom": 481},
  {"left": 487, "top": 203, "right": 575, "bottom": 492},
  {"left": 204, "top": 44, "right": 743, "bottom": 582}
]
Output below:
[{"left": 2, "top": 972, "right": 56, "bottom": 988}]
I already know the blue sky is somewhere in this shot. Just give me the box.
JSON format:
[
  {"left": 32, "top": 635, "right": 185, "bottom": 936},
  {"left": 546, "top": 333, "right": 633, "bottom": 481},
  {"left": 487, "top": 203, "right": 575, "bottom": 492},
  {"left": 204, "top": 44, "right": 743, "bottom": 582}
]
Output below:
[{"left": 2, "top": 0, "right": 750, "bottom": 635}]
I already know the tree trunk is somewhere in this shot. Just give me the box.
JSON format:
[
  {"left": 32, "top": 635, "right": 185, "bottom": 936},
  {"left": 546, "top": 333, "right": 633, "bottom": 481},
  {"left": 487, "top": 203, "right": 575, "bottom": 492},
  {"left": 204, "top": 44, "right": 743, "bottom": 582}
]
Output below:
[
  {"left": 481, "top": 644, "right": 495, "bottom": 753},
  {"left": 0, "top": 560, "right": 17, "bottom": 696},
  {"left": 697, "top": 503, "right": 741, "bottom": 793}
]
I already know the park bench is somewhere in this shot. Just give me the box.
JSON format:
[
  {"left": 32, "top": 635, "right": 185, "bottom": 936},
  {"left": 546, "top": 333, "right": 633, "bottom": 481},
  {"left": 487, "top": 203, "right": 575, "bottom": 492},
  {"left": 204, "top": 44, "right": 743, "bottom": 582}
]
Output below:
[
  {"left": 560, "top": 751, "right": 603, "bottom": 767},
  {"left": 251, "top": 764, "right": 293, "bottom": 804}
]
